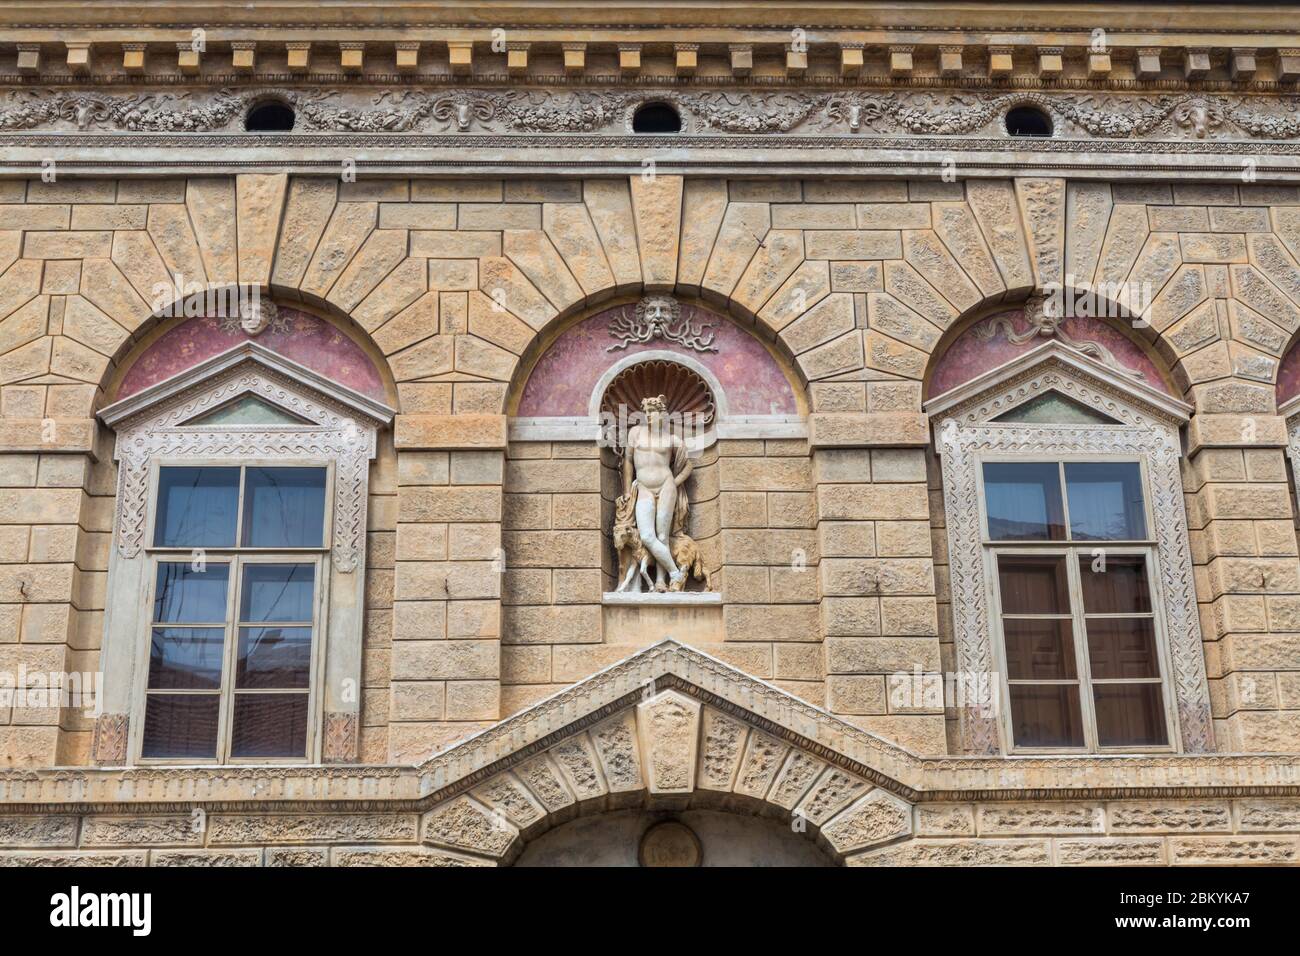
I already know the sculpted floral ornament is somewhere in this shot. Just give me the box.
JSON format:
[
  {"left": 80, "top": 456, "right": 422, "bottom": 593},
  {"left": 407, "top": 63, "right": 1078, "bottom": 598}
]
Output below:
[{"left": 6, "top": 86, "right": 1300, "bottom": 142}]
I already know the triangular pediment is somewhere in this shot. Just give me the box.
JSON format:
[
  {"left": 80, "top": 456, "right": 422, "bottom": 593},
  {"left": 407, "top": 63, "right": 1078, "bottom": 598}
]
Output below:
[{"left": 414, "top": 640, "right": 919, "bottom": 864}]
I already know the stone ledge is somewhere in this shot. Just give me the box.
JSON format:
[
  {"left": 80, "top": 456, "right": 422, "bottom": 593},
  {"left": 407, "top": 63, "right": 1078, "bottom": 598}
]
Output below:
[
  {"left": 0, "top": 419, "right": 96, "bottom": 454},
  {"left": 809, "top": 412, "right": 927, "bottom": 448},
  {"left": 602, "top": 591, "right": 722, "bottom": 606},
  {"left": 395, "top": 413, "right": 508, "bottom": 450}
]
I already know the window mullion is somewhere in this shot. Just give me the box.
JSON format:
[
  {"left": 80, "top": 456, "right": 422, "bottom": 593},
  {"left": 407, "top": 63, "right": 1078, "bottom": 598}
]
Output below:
[
  {"left": 217, "top": 552, "right": 242, "bottom": 763},
  {"left": 1067, "top": 545, "right": 1099, "bottom": 752}
]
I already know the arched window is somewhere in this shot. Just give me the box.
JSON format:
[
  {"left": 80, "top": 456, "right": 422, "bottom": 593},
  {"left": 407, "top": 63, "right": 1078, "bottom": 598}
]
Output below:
[
  {"left": 632, "top": 102, "right": 682, "bottom": 133},
  {"left": 927, "top": 338, "right": 1213, "bottom": 756},
  {"left": 1005, "top": 105, "right": 1052, "bottom": 137},
  {"left": 96, "top": 341, "right": 394, "bottom": 765}
]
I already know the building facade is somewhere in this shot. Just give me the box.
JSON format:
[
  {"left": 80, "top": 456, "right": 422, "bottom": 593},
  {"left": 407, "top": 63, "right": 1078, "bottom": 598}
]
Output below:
[{"left": 1, "top": 1, "right": 1300, "bottom": 866}]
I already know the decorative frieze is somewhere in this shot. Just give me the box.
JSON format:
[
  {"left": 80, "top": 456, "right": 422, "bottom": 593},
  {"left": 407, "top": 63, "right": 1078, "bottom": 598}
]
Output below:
[{"left": 11, "top": 86, "right": 1300, "bottom": 144}]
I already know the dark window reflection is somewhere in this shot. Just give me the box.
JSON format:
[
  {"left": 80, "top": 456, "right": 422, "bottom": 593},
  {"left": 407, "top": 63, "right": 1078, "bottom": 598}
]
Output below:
[
  {"left": 153, "top": 562, "right": 229, "bottom": 624},
  {"left": 1009, "top": 684, "right": 1084, "bottom": 748},
  {"left": 241, "top": 467, "right": 327, "bottom": 548},
  {"left": 230, "top": 694, "right": 309, "bottom": 758},
  {"left": 1094, "top": 684, "right": 1168, "bottom": 747},
  {"left": 142, "top": 694, "right": 220, "bottom": 758},
  {"left": 239, "top": 564, "right": 315, "bottom": 623},
  {"left": 155, "top": 467, "right": 240, "bottom": 547},
  {"left": 148, "top": 627, "right": 225, "bottom": 689},
  {"left": 1078, "top": 554, "right": 1152, "bottom": 614},
  {"left": 1003, "top": 619, "right": 1077, "bottom": 680},
  {"left": 1064, "top": 462, "right": 1146, "bottom": 540},
  {"left": 237, "top": 626, "right": 312, "bottom": 689},
  {"left": 983, "top": 462, "right": 1066, "bottom": 541}
]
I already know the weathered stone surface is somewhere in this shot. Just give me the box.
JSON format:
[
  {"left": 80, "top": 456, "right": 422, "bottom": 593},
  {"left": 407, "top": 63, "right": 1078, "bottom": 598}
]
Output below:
[
  {"left": 186, "top": 178, "right": 238, "bottom": 286},
  {"left": 850, "top": 838, "right": 1051, "bottom": 866},
  {"left": 1064, "top": 181, "right": 1112, "bottom": 286},
  {"left": 931, "top": 202, "right": 1004, "bottom": 297},
  {"left": 208, "top": 813, "right": 418, "bottom": 845},
  {"left": 637, "top": 691, "right": 700, "bottom": 793},
  {"left": 548, "top": 732, "right": 609, "bottom": 801},
  {"left": 423, "top": 796, "right": 518, "bottom": 857},
  {"left": 903, "top": 230, "right": 980, "bottom": 312},
  {"left": 797, "top": 767, "right": 871, "bottom": 826},
  {"left": 479, "top": 256, "right": 557, "bottom": 330},
  {"left": 472, "top": 772, "right": 547, "bottom": 829},
  {"left": 542, "top": 203, "right": 614, "bottom": 296},
  {"left": 702, "top": 202, "right": 770, "bottom": 300},
  {"left": 977, "top": 803, "right": 1103, "bottom": 835},
  {"left": 697, "top": 708, "right": 749, "bottom": 792},
  {"left": 821, "top": 789, "right": 912, "bottom": 854},
  {"left": 147, "top": 203, "right": 208, "bottom": 287},
  {"left": 235, "top": 173, "right": 288, "bottom": 286},
  {"left": 299, "top": 201, "right": 377, "bottom": 298},
  {"left": 590, "top": 709, "right": 643, "bottom": 793},
  {"left": 583, "top": 179, "right": 642, "bottom": 290},
  {"left": 965, "top": 179, "right": 1034, "bottom": 293},
  {"left": 629, "top": 174, "right": 683, "bottom": 290},
  {"left": 769, "top": 751, "right": 829, "bottom": 809},
  {"left": 80, "top": 816, "right": 199, "bottom": 847},
  {"left": 1108, "top": 801, "right": 1232, "bottom": 833},
  {"left": 0, "top": 815, "right": 78, "bottom": 847},
  {"left": 1057, "top": 838, "right": 1166, "bottom": 865},
  {"left": 677, "top": 178, "right": 729, "bottom": 295}
]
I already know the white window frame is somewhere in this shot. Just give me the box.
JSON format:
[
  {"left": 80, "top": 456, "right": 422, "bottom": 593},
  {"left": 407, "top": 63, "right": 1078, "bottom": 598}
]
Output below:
[
  {"left": 926, "top": 340, "right": 1215, "bottom": 756},
  {"left": 979, "top": 456, "right": 1178, "bottom": 754},
  {"left": 95, "top": 342, "right": 394, "bottom": 766}
]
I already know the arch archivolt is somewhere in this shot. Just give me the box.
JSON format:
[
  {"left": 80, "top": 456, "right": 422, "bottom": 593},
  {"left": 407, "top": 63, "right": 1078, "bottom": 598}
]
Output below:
[{"left": 22, "top": 171, "right": 1277, "bottom": 428}]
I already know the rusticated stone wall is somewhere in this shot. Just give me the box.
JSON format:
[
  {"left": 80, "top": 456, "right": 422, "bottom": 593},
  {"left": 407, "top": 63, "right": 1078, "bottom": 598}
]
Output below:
[{"left": 4, "top": 172, "right": 1300, "bottom": 768}]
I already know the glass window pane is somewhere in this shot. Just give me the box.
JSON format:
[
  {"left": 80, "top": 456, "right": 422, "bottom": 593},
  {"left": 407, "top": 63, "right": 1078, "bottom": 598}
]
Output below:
[
  {"left": 153, "top": 562, "right": 229, "bottom": 624},
  {"left": 141, "top": 694, "right": 220, "bottom": 758},
  {"left": 1009, "top": 685, "right": 1085, "bottom": 748},
  {"left": 148, "top": 627, "right": 225, "bottom": 689},
  {"left": 154, "top": 466, "right": 240, "bottom": 547},
  {"left": 1064, "top": 462, "right": 1147, "bottom": 540},
  {"left": 1094, "top": 684, "right": 1169, "bottom": 747},
  {"left": 1003, "top": 619, "right": 1077, "bottom": 680},
  {"left": 1078, "top": 554, "right": 1152, "bottom": 614},
  {"left": 997, "top": 555, "right": 1071, "bottom": 615},
  {"left": 1087, "top": 618, "right": 1160, "bottom": 679},
  {"left": 241, "top": 467, "right": 327, "bottom": 548},
  {"left": 983, "top": 462, "right": 1066, "bottom": 541},
  {"left": 239, "top": 564, "right": 316, "bottom": 623},
  {"left": 230, "top": 694, "right": 309, "bottom": 758},
  {"left": 237, "top": 626, "right": 313, "bottom": 689}
]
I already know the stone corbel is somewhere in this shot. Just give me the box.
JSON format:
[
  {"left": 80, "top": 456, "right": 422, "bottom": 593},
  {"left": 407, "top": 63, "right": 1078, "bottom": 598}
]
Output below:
[
  {"left": 1036, "top": 46, "right": 1063, "bottom": 78},
  {"left": 1185, "top": 47, "right": 1212, "bottom": 79},
  {"left": 66, "top": 42, "right": 91, "bottom": 73},
  {"left": 175, "top": 41, "right": 200, "bottom": 74},
  {"left": 121, "top": 43, "right": 146, "bottom": 72},
  {"left": 1231, "top": 48, "right": 1258, "bottom": 80},
  {"left": 889, "top": 45, "right": 915, "bottom": 77},
  {"left": 938, "top": 44, "right": 963, "bottom": 76},
  {"left": 619, "top": 43, "right": 642, "bottom": 74},
  {"left": 840, "top": 42, "right": 864, "bottom": 77},
  {"left": 675, "top": 43, "right": 699, "bottom": 76},
  {"left": 231, "top": 41, "right": 256, "bottom": 71},
  {"left": 448, "top": 40, "right": 473, "bottom": 75},
  {"left": 16, "top": 43, "right": 40, "bottom": 73},
  {"left": 1136, "top": 47, "right": 1163, "bottom": 78},
  {"left": 339, "top": 41, "right": 365, "bottom": 73},
  {"left": 395, "top": 41, "right": 420, "bottom": 72},
  {"left": 987, "top": 45, "right": 1014, "bottom": 77},
  {"left": 562, "top": 42, "right": 586, "bottom": 75},
  {"left": 729, "top": 43, "right": 753, "bottom": 76},
  {"left": 285, "top": 41, "right": 311, "bottom": 71},
  {"left": 506, "top": 41, "right": 529, "bottom": 75}
]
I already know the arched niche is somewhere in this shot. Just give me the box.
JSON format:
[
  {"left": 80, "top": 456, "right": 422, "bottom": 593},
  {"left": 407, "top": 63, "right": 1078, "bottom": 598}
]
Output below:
[
  {"left": 508, "top": 296, "right": 805, "bottom": 444},
  {"left": 927, "top": 301, "right": 1178, "bottom": 403},
  {"left": 107, "top": 304, "right": 391, "bottom": 406}
]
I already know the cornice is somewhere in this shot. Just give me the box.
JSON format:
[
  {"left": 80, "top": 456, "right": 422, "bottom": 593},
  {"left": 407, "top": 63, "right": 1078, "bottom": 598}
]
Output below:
[{"left": 0, "top": 641, "right": 1296, "bottom": 814}]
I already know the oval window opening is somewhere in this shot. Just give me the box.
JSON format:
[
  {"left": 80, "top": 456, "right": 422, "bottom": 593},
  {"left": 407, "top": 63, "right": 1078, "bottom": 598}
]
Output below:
[
  {"left": 632, "top": 102, "right": 682, "bottom": 134},
  {"left": 246, "top": 101, "right": 296, "bottom": 133},
  {"left": 1005, "top": 105, "right": 1052, "bottom": 137}
]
